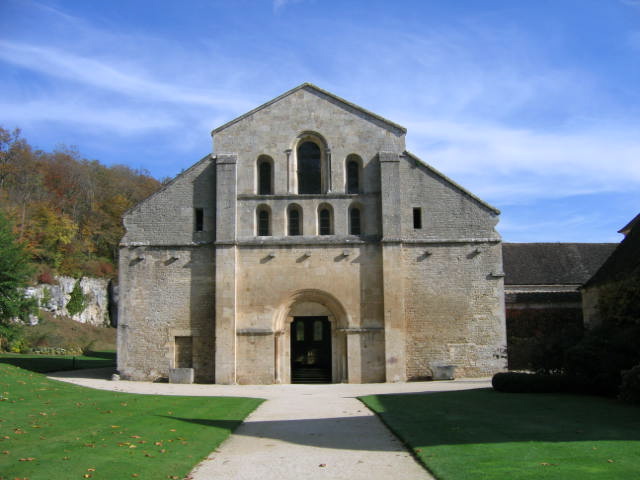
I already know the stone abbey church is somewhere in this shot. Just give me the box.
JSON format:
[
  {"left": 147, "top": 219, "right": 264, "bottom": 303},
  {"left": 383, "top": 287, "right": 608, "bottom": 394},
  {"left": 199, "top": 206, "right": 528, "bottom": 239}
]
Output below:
[{"left": 117, "top": 83, "right": 507, "bottom": 384}]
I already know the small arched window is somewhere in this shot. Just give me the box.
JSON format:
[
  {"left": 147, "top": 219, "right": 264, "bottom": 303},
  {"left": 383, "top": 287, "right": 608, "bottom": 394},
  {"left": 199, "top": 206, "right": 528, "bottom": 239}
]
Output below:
[
  {"left": 346, "top": 155, "right": 361, "bottom": 194},
  {"left": 298, "top": 141, "right": 322, "bottom": 194},
  {"left": 256, "top": 206, "right": 271, "bottom": 236},
  {"left": 257, "top": 156, "right": 273, "bottom": 195},
  {"left": 288, "top": 205, "right": 302, "bottom": 236},
  {"left": 318, "top": 205, "right": 333, "bottom": 235},
  {"left": 349, "top": 206, "right": 361, "bottom": 236}
]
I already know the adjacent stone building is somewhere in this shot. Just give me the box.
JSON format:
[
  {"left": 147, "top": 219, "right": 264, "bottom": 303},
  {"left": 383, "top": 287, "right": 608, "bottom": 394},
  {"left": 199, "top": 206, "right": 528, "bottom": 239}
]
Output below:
[
  {"left": 502, "top": 243, "right": 616, "bottom": 370},
  {"left": 117, "top": 83, "right": 507, "bottom": 384}
]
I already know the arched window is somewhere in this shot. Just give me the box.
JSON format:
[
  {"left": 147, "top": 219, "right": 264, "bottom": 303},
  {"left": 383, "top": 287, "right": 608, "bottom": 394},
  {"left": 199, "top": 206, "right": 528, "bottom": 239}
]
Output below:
[
  {"left": 297, "top": 141, "right": 322, "bottom": 194},
  {"left": 257, "top": 156, "right": 273, "bottom": 195},
  {"left": 346, "top": 155, "right": 361, "bottom": 194},
  {"left": 256, "top": 206, "right": 271, "bottom": 236},
  {"left": 318, "top": 205, "right": 333, "bottom": 235},
  {"left": 288, "top": 204, "right": 302, "bottom": 236},
  {"left": 349, "top": 206, "right": 361, "bottom": 236}
]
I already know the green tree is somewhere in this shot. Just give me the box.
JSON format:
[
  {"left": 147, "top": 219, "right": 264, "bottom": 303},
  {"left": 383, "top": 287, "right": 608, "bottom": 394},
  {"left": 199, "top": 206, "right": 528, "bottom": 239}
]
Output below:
[
  {"left": 0, "top": 212, "right": 37, "bottom": 349},
  {"left": 66, "top": 279, "right": 86, "bottom": 317}
]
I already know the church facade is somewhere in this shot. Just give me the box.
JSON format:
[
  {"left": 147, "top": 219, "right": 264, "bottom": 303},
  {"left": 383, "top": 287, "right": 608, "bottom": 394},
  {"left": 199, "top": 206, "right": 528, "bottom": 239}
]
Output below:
[{"left": 117, "top": 84, "right": 507, "bottom": 384}]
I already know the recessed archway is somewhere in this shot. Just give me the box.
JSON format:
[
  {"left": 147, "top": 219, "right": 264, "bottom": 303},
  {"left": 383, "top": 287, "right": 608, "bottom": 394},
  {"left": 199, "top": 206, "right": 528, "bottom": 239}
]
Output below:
[{"left": 273, "top": 289, "right": 349, "bottom": 384}]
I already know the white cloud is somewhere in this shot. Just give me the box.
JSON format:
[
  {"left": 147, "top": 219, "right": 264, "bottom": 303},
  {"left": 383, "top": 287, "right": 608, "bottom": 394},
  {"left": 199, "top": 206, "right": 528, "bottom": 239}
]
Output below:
[
  {"left": 0, "top": 98, "right": 178, "bottom": 134},
  {"left": 405, "top": 119, "right": 640, "bottom": 204}
]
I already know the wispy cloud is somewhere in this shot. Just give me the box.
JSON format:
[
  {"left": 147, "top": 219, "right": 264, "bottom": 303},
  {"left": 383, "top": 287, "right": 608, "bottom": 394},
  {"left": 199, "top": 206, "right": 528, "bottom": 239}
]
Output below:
[
  {"left": 406, "top": 118, "right": 640, "bottom": 203},
  {"left": 0, "top": 40, "right": 251, "bottom": 111}
]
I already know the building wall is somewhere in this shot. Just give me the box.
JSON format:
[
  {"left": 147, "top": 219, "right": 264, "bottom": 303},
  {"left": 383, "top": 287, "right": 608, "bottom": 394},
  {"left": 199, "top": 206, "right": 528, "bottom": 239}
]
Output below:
[
  {"left": 122, "top": 157, "right": 216, "bottom": 246},
  {"left": 118, "top": 85, "right": 507, "bottom": 384},
  {"left": 117, "top": 245, "right": 215, "bottom": 382},
  {"left": 233, "top": 243, "right": 385, "bottom": 384},
  {"left": 403, "top": 243, "right": 506, "bottom": 378}
]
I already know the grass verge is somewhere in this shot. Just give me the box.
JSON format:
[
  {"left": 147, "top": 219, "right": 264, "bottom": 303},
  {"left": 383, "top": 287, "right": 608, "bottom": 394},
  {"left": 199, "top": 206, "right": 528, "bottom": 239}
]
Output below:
[
  {"left": 0, "top": 351, "right": 116, "bottom": 373},
  {"left": 360, "top": 388, "right": 640, "bottom": 480},
  {"left": 0, "top": 364, "right": 263, "bottom": 479}
]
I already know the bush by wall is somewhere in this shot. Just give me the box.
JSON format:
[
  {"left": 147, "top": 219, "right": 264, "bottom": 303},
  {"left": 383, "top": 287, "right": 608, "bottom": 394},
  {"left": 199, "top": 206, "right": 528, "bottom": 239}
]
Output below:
[
  {"left": 620, "top": 364, "right": 640, "bottom": 404},
  {"left": 492, "top": 372, "right": 573, "bottom": 394}
]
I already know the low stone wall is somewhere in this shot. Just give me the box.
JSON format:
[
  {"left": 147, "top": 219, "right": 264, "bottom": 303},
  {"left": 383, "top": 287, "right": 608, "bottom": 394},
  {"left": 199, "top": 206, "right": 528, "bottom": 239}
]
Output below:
[{"left": 24, "top": 276, "right": 111, "bottom": 327}]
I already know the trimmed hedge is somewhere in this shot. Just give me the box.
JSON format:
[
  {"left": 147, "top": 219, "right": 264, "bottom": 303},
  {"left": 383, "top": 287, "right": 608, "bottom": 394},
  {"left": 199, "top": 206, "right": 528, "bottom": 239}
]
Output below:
[
  {"left": 492, "top": 372, "right": 572, "bottom": 394},
  {"left": 620, "top": 364, "right": 640, "bottom": 404}
]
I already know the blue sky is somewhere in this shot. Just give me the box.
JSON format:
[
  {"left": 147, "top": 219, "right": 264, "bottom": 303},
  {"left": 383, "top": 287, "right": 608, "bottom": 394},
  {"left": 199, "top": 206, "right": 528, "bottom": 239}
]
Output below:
[{"left": 1, "top": 0, "right": 639, "bottom": 242}]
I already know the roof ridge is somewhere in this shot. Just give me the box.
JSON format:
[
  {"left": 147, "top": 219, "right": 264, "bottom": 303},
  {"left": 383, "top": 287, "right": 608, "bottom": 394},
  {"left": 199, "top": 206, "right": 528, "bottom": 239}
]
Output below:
[
  {"left": 211, "top": 83, "right": 407, "bottom": 135},
  {"left": 403, "top": 150, "right": 500, "bottom": 215}
]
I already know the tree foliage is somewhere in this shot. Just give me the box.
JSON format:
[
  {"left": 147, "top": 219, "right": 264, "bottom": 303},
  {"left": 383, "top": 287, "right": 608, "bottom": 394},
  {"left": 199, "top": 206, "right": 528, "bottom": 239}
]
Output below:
[
  {"left": 0, "top": 127, "right": 161, "bottom": 278},
  {"left": 66, "top": 279, "right": 87, "bottom": 317},
  {"left": 0, "top": 212, "right": 38, "bottom": 349}
]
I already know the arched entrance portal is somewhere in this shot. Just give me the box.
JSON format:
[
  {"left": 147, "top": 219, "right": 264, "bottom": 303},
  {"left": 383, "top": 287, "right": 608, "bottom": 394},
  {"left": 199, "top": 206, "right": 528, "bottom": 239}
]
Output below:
[{"left": 274, "top": 290, "right": 348, "bottom": 384}]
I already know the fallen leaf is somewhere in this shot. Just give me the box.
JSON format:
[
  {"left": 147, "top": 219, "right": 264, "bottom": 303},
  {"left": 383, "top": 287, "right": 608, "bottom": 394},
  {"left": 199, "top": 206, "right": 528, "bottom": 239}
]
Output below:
[
  {"left": 19, "top": 457, "right": 36, "bottom": 461},
  {"left": 130, "top": 435, "right": 141, "bottom": 439},
  {"left": 111, "top": 426, "right": 121, "bottom": 429},
  {"left": 608, "top": 459, "right": 615, "bottom": 463},
  {"left": 2, "top": 450, "right": 9, "bottom": 454},
  {"left": 87, "top": 468, "right": 96, "bottom": 472},
  {"left": 319, "top": 463, "right": 326, "bottom": 467}
]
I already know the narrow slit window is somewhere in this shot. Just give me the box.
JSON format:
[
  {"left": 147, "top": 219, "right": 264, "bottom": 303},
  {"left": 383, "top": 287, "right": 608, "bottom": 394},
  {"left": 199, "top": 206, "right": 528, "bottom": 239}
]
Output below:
[
  {"left": 258, "top": 158, "right": 273, "bottom": 195},
  {"left": 347, "top": 159, "right": 360, "bottom": 194},
  {"left": 288, "top": 207, "right": 301, "bottom": 236},
  {"left": 257, "top": 208, "right": 271, "bottom": 236},
  {"left": 194, "top": 208, "right": 204, "bottom": 232},
  {"left": 319, "top": 208, "right": 332, "bottom": 235},
  {"left": 413, "top": 207, "right": 422, "bottom": 229},
  {"left": 349, "top": 207, "right": 361, "bottom": 235}
]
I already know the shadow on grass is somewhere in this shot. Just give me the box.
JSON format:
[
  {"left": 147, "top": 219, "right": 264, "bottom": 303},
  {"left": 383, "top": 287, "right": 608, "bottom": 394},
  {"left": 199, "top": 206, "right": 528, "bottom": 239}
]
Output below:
[
  {"left": 0, "top": 352, "right": 116, "bottom": 373},
  {"left": 362, "top": 388, "right": 640, "bottom": 446}
]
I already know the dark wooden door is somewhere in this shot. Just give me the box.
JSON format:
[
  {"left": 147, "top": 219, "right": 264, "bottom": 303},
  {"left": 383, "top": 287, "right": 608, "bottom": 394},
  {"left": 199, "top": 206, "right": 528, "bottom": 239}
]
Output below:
[{"left": 291, "top": 316, "right": 331, "bottom": 383}]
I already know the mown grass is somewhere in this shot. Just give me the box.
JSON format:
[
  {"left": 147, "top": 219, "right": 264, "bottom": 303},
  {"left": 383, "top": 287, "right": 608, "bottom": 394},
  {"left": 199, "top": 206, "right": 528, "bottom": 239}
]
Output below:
[
  {"left": 0, "top": 351, "right": 116, "bottom": 373},
  {"left": 0, "top": 364, "right": 263, "bottom": 480},
  {"left": 361, "top": 388, "right": 640, "bottom": 480}
]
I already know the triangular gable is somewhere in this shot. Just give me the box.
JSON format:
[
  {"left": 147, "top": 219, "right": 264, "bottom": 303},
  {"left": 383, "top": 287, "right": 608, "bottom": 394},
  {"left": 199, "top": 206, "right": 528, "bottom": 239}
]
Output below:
[
  {"left": 123, "top": 154, "right": 213, "bottom": 218},
  {"left": 211, "top": 83, "right": 407, "bottom": 135},
  {"left": 403, "top": 150, "right": 500, "bottom": 215}
]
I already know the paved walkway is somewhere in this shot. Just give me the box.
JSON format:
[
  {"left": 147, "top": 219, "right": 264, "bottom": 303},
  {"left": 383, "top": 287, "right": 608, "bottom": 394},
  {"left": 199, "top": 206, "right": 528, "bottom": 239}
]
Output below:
[{"left": 50, "top": 369, "right": 491, "bottom": 480}]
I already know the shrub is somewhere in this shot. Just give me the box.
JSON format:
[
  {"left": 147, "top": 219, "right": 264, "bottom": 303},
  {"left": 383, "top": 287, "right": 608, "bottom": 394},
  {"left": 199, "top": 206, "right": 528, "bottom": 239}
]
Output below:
[
  {"left": 620, "top": 364, "right": 640, "bottom": 404},
  {"left": 564, "top": 325, "right": 640, "bottom": 396},
  {"left": 492, "top": 372, "right": 572, "bottom": 394},
  {"left": 66, "top": 279, "right": 86, "bottom": 317}
]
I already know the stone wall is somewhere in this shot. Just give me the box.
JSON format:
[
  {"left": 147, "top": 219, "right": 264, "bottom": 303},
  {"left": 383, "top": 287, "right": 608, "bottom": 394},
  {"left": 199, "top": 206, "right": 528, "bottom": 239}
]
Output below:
[
  {"left": 117, "top": 246, "right": 215, "bottom": 382},
  {"left": 25, "top": 276, "right": 110, "bottom": 326}
]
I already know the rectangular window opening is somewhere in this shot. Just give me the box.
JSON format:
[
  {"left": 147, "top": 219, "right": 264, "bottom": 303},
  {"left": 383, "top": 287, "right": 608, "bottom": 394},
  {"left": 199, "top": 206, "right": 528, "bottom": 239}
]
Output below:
[
  {"left": 413, "top": 207, "right": 422, "bottom": 229},
  {"left": 175, "top": 336, "right": 193, "bottom": 368},
  {"left": 195, "top": 208, "right": 204, "bottom": 232}
]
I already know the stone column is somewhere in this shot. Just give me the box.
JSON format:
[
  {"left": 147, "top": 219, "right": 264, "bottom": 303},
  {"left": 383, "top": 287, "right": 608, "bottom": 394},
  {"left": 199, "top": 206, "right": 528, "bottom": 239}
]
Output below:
[
  {"left": 379, "top": 152, "right": 407, "bottom": 382},
  {"left": 214, "top": 154, "right": 237, "bottom": 384}
]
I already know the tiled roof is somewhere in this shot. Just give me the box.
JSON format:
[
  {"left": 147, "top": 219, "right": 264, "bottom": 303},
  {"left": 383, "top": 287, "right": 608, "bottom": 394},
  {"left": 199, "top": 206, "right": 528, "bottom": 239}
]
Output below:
[{"left": 502, "top": 243, "right": 617, "bottom": 286}]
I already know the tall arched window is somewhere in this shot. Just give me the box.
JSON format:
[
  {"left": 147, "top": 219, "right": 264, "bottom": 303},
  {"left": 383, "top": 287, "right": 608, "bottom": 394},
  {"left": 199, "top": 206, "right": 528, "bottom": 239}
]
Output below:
[
  {"left": 318, "top": 205, "right": 333, "bottom": 235},
  {"left": 297, "top": 141, "right": 322, "bottom": 194},
  {"left": 349, "top": 206, "right": 361, "bottom": 236},
  {"left": 257, "top": 156, "right": 273, "bottom": 195},
  {"left": 256, "top": 206, "right": 271, "bottom": 236},
  {"left": 346, "top": 155, "right": 361, "bottom": 194},
  {"left": 288, "top": 204, "right": 302, "bottom": 236}
]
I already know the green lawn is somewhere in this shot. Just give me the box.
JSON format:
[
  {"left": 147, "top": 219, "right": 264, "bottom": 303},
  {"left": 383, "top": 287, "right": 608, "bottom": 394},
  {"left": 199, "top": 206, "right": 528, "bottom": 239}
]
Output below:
[
  {"left": 361, "top": 388, "right": 640, "bottom": 480},
  {"left": 0, "top": 364, "right": 263, "bottom": 479},
  {"left": 0, "top": 351, "right": 116, "bottom": 373}
]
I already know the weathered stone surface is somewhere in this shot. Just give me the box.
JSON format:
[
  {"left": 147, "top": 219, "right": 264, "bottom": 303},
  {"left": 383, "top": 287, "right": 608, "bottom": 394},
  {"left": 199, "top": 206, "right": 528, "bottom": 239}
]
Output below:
[{"left": 118, "top": 83, "right": 507, "bottom": 384}]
